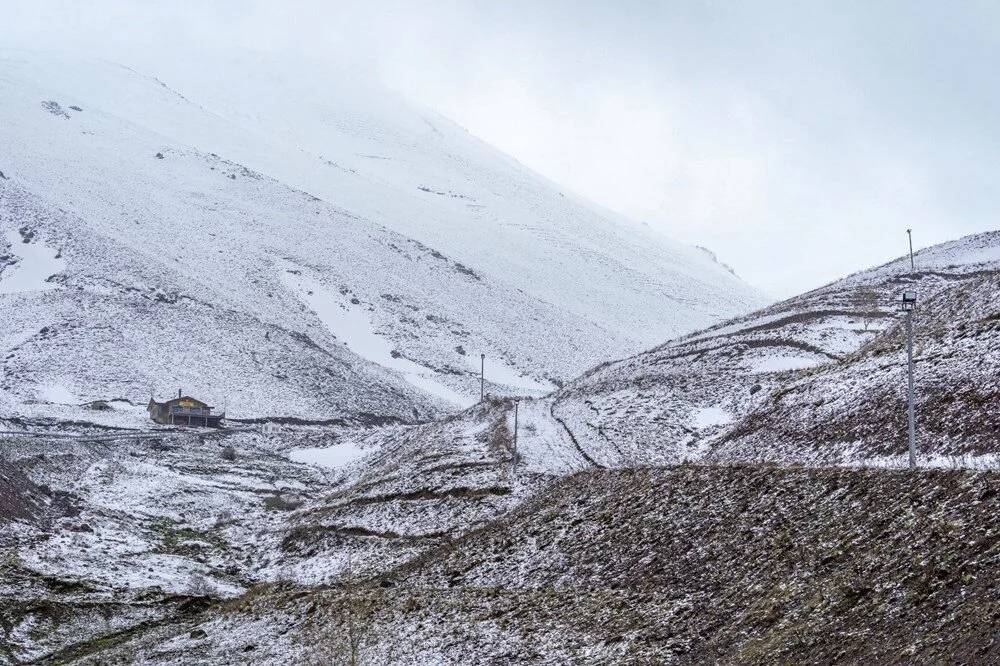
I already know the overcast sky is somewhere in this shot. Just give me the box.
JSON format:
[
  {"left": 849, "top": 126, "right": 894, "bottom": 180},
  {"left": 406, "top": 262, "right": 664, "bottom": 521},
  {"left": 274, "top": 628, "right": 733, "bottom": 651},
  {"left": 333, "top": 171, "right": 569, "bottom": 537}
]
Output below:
[{"left": 3, "top": 1, "right": 998, "bottom": 296}]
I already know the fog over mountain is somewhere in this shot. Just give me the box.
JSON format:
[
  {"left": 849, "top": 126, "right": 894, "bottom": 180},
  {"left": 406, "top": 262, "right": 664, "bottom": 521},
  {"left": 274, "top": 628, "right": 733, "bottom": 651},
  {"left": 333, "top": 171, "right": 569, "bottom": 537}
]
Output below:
[{"left": 3, "top": 1, "right": 999, "bottom": 296}]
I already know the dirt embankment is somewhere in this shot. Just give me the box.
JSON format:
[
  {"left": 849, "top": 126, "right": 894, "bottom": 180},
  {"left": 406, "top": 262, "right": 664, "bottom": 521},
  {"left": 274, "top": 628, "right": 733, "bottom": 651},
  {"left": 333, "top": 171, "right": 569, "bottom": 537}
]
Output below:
[{"left": 0, "top": 457, "right": 46, "bottom": 524}]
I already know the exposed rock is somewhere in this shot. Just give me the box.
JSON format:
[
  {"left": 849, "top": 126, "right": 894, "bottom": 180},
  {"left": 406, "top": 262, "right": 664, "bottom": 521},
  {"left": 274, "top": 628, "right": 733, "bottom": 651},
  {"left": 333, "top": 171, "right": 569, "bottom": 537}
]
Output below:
[{"left": 41, "top": 100, "right": 70, "bottom": 118}]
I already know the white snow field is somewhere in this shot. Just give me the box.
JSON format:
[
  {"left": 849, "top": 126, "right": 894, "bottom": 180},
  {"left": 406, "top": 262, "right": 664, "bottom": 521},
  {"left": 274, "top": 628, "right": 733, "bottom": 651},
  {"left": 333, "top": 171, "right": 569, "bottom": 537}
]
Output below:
[
  {"left": 0, "top": 228, "right": 65, "bottom": 294},
  {"left": 0, "top": 50, "right": 765, "bottom": 425},
  {"left": 288, "top": 441, "right": 370, "bottom": 470}
]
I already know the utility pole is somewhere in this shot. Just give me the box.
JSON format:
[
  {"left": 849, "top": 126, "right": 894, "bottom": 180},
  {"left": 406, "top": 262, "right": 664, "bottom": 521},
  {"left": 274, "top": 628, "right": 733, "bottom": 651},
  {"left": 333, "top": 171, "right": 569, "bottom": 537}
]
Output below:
[
  {"left": 901, "top": 290, "right": 917, "bottom": 468},
  {"left": 480, "top": 353, "right": 485, "bottom": 402},
  {"left": 513, "top": 400, "right": 519, "bottom": 452},
  {"left": 906, "top": 228, "right": 915, "bottom": 272},
  {"left": 904, "top": 229, "right": 916, "bottom": 468}
]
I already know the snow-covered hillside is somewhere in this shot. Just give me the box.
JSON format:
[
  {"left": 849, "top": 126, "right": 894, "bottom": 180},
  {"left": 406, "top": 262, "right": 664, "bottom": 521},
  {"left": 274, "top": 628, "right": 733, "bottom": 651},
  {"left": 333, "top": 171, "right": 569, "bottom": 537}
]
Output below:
[
  {"left": 0, "top": 50, "right": 764, "bottom": 424},
  {"left": 323, "top": 230, "right": 996, "bottom": 477},
  {"left": 529, "top": 230, "right": 1000, "bottom": 468}
]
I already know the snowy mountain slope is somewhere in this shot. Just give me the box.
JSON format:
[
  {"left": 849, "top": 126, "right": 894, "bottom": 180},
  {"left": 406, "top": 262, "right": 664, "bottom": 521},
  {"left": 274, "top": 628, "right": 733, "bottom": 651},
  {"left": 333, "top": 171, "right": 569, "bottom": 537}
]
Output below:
[
  {"left": 365, "top": 467, "right": 1000, "bottom": 664},
  {"left": 716, "top": 266, "right": 1000, "bottom": 464},
  {"left": 0, "top": 50, "right": 764, "bottom": 424},
  {"left": 93, "top": 53, "right": 764, "bottom": 348},
  {"left": 0, "top": 184, "right": 449, "bottom": 425},
  {"left": 141, "top": 230, "right": 997, "bottom": 621},
  {"left": 483, "top": 230, "right": 1000, "bottom": 470}
]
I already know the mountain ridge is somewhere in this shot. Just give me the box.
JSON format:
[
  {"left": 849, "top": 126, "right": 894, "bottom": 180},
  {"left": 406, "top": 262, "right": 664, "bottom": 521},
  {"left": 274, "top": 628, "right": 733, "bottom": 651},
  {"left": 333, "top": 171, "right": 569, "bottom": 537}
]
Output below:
[{"left": 0, "top": 50, "right": 764, "bottom": 424}]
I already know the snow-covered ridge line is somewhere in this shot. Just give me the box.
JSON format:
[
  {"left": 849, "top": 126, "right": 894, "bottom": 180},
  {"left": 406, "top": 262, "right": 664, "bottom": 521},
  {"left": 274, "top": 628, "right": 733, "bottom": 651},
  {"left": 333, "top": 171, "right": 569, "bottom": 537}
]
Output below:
[{"left": 489, "top": 229, "right": 1000, "bottom": 472}]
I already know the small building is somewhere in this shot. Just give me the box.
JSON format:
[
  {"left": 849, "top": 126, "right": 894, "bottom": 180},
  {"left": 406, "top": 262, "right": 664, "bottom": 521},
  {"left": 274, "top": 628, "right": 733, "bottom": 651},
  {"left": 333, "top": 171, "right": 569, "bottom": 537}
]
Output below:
[{"left": 147, "top": 390, "right": 225, "bottom": 428}]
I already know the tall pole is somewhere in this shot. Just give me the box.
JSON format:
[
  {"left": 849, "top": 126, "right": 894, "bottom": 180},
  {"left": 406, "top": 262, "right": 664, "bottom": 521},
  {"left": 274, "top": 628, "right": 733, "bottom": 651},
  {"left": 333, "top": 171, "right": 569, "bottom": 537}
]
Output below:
[
  {"left": 513, "top": 401, "right": 519, "bottom": 452},
  {"left": 906, "top": 228, "right": 915, "bottom": 272},
  {"left": 906, "top": 309, "right": 917, "bottom": 469},
  {"left": 480, "top": 353, "right": 485, "bottom": 402},
  {"left": 905, "top": 230, "right": 917, "bottom": 468}
]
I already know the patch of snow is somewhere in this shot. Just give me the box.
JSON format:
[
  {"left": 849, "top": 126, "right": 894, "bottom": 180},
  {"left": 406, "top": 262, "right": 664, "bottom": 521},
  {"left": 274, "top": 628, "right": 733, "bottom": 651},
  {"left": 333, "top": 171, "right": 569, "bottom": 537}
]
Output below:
[
  {"left": 799, "top": 316, "right": 888, "bottom": 356},
  {"left": 691, "top": 406, "right": 732, "bottom": 429},
  {"left": 281, "top": 268, "right": 475, "bottom": 408},
  {"left": 289, "top": 442, "right": 370, "bottom": 469},
  {"left": 0, "top": 326, "right": 36, "bottom": 352},
  {"left": 0, "top": 229, "right": 65, "bottom": 294},
  {"left": 36, "top": 383, "right": 76, "bottom": 404}
]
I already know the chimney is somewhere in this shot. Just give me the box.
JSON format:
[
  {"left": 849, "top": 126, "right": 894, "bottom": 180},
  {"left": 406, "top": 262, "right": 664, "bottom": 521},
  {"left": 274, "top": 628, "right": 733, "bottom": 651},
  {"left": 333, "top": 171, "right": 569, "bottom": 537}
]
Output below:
[{"left": 178, "top": 388, "right": 182, "bottom": 398}]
